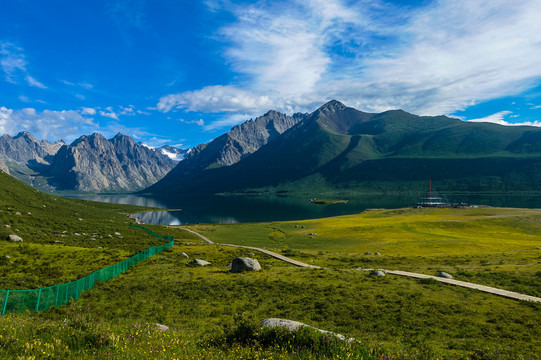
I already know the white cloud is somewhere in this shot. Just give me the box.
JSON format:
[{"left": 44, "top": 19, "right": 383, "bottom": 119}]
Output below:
[
  {"left": 120, "top": 105, "right": 136, "bottom": 115},
  {"left": 0, "top": 106, "right": 100, "bottom": 142},
  {"left": 0, "top": 41, "right": 46, "bottom": 88},
  {"left": 467, "top": 111, "right": 541, "bottom": 127},
  {"left": 159, "top": 0, "right": 541, "bottom": 129},
  {"left": 81, "top": 107, "right": 97, "bottom": 115},
  {"left": 158, "top": 85, "right": 275, "bottom": 113},
  {"left": 25, "top": 75, "right": 46, "bottom": 89},
  {"left": 203, "top": 113, "right": 252, "bottom": 131},
  {"left": 99, "top": 107, "right": 119, "bottom": 120},
  {"left": 179, "top": 118, "right": 205, "bottom": 127},
  {"left": 62, "top": 79, "right": 93, "bottom": 90}
]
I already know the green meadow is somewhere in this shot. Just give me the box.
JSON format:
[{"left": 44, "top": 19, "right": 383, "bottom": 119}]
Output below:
[{"left": 1, "top": 172, "right": 541, "bottom": 359}]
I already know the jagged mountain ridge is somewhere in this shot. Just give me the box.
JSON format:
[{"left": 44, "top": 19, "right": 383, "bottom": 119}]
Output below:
[
  {"left": 44, "top": 133, "right": 178, "bottom": 192},
  {"left": 148, "top": 100, "right": 541, "bottom": 194},
  {"left": 0, "top": 131, "right": 185, "bottom": 193},
  {"left": 163, "top": 109, "right": 306, "bottom": 179},
  {"left": 0, "top": 131, "right": 65, "bottom": 170}
]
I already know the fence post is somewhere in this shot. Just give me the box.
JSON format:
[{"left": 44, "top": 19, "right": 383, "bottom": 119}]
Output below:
[
  {"left": 2, "top": 290, "right": 9, "bottom": 316},
  {"left": 35, "top": 288, "right": 42, "bottom": 311},
  {"left": 55, "top": 286, "right": 59, "bottom": 307},
  {"left": 20, "top": 292, "right": 26, "bottom": 313}
]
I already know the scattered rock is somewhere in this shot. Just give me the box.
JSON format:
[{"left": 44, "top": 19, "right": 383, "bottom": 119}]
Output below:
[
  {"left": 74, "top": 233, "right": 81, "bottom": 236},
  {"left": 261, "top": 318, "right": 356, "bottom": 344},
  {"left": 43, "top": 205, "right": 46, "bottom": 208},
  {"left": 371, "top": 270, "right": 385, "bottom": 277},
  {"left": 8, "top": 234, "right": 23, "bottom": 242},
  {"left": 231, "top": 257, "right": 261, "bottom": 273},
  {"left": 4, "top": 224, "right": 11, "bottom": 228},
  {"left": 15, "top": 212, "right": 21, "bottom": 216},
  {"left": 192, "top": 259, "right": 211, "bottom": 266},
  {"left": 62, "top": 231, "right": 68, "bottom": 234},
  {"left": 180, "top": 252, "right": 189, "bottom": 258},
  {"left": 54, "top": 240, "right": 62, "bottom": 243},
  {"left": 156, "top": 323, "right": 169, "bottom": 331},
  {"left": 5, "top": 255, "right": 10, "bottom": 259},
  {"left": 27, "top": 212, "right": 31, "bottom": 215},
  {"left": 114, "top": 232, "right": 121, "bottom": 236},
  {"left": 309, "top": 233, "right": 317, "bottom": 236},
  {"left": 375, "top": 252, "right": 381, "bottom": 255},
  {"left": 77, "top": 218, "right": 83, "bottom": 221},
  {"left": 295, "top": 225, "right": 299, "bottom": 228},
  {"left": 437, "top": 271, "right": 453, "bottom": 279},
  {"left": 364, "top": 252, "right": 372, "bottom": 255}
]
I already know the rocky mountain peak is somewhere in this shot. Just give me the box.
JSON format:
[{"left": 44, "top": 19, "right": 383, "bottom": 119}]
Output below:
[
  {"left": 318, "top": 100, "right": 347, "bottom": 114},
  {"left": 14, "top": 131, "right": 39, "bottom": 142}
]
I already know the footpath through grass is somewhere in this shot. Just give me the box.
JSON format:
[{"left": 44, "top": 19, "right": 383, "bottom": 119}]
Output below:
[
  {"left": 185, "top": 207, "right": 541, "bottom": 297},
  {"left": 1, "top": 242, "right": 540, "bottom": 359}
]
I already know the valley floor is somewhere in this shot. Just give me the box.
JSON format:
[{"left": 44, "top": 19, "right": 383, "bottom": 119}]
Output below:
[{"left": 1, "top": 205, "right": 541, "bottom": 359}]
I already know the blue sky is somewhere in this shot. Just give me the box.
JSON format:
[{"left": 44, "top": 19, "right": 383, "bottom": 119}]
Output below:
[{"left": 1, "top": 0, "right": 541, "bottom": 148}]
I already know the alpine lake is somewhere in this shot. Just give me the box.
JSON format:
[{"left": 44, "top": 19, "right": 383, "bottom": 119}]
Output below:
[{"left": 70, "top": 192, "right": 541, "bottom": 225}]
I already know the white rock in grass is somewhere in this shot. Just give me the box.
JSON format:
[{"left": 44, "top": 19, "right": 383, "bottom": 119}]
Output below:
[
  {"left": 192, "top": 259, "right": 211, "bottom": 266},
  {"left": 261, "top": 318, "right": 356, "bottom": 344},
  {"left": 437, "top": 271, "right": 453, "bottom": 279},
  {"left": 180, "top": 252, "right": 189, "bottom": 258},
  {"left": 371, "top": 270, "right": 386, "bottom": 277},
  {"left": 156, "top": 323, "right": 169, "bottom": 331},
  {"left": 15, "top": 212, "right": 21, "bottom": 216},
  {"left": 8, "top": 234, "right": 23, "bottom": 242}
]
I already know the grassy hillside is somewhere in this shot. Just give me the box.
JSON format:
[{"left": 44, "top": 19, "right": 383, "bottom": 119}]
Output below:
[
  {"left": 0, "top": 171, "right": 164, "bottom": 289},
  {"left": 1, "top": 173, "right": 540, "bottom": 359},
  {"left": 149, "top": 103, "right": 541, "bottom": 195}
]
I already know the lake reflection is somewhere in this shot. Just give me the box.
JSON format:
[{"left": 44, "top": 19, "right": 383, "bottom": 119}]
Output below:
[{"left": 70, "top": 193, "right": 541, "bottom": 225}]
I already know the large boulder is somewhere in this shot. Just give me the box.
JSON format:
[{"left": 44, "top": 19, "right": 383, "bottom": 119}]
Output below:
[
  {"left": 8, "top": 234, "right": 23, "bottom": 242},
  {"left": 371, "top": 270, "right": 386, "bottom": 277},
  {"left": 261, "top": 318, "right": 356, "bottom": 343},
  {"left": 192, "top": 259, "right": 211, "bottom": 266},
  {"left": 231, "top": 257, "right": 261, "bottom": 273}
]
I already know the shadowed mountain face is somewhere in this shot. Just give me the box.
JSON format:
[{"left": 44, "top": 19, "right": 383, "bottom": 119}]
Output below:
[{"left": 148, "top": 100, "right": 541, "bottom": 194}]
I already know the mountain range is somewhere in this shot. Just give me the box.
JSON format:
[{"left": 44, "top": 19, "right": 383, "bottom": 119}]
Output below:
[
  {"left": 0, "top": 132, "right": 184, "bottom": 193},
  {"left": 3, "top": 100, "right": 541, "bottom": 195},
  {"left": 148, "top": 100, "right": 541, "bottom": 195}
]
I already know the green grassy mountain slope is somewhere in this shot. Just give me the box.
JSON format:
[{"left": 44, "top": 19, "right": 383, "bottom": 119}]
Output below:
[{"left": 148, "top": 100, "right": 541, "bottom": 194}]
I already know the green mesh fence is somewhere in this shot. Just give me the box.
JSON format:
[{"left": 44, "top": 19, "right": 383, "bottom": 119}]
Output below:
[{"left": 1, "top": 224, "right": 173, "bottom": 316}]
